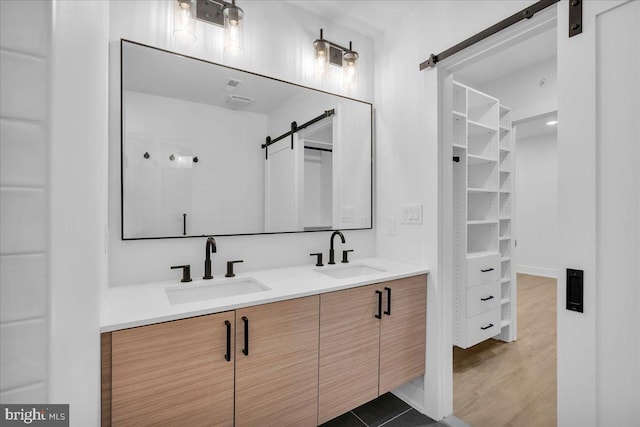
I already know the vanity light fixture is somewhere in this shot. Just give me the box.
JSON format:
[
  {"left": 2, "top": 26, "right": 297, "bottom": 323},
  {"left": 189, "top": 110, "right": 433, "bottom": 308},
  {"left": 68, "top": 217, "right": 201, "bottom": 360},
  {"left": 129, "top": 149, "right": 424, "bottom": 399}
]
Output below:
[
  {"left": 173, "top": 0, "right": 197, "bottom": 43},
  {"left": 173, "top": 0, "right": 245, "bottom": 55},
  {"left": 313, "top": 29, "right": 359, "bottom": 88}
]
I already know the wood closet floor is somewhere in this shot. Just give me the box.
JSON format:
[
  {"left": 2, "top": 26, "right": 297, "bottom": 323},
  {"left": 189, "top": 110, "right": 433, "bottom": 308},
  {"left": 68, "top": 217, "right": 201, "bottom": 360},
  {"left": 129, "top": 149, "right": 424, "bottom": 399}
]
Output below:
[{"left": 453, "top": 274, "right": 557, "bottom": 427}]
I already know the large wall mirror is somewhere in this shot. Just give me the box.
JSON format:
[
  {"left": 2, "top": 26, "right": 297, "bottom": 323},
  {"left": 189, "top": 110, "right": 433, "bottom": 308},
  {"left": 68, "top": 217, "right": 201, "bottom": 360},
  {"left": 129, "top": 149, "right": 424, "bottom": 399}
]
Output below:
[{"left": 121, "top": 40, "right": 372, "bottom": 239}]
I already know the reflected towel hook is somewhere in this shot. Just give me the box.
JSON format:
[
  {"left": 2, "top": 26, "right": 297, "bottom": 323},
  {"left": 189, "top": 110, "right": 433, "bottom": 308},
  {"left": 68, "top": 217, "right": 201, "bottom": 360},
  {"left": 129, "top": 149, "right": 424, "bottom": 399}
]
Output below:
[
  {"left": 193, "top": 156, "right": 199, "bottom": 163},
  {"left": 143, "top": 152, "right": 150, "bottom": 159},
  {"left": 169, "top": 154, "right": 175, "bottom": 161}
]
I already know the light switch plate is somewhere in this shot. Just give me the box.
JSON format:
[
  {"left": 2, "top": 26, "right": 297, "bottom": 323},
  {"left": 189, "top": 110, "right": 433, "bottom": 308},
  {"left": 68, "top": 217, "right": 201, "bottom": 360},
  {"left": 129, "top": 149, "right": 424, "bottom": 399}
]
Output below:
[
  {"left": 400, "top": 204, "right": 423, "bottom": 225},
  {"left": 386, "top": 216, "right": 396, "bottom": 235}
]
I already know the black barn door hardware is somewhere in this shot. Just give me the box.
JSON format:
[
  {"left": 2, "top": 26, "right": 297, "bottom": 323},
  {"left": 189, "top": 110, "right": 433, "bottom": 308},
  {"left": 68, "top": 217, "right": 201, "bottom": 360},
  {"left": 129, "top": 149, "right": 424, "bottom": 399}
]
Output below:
[
  {"left": 262, "top": 109, "right": 335, "bottom": 159},
  {"left": 419, "top": 0, "right": 580, "bottom": 71},
  {"left": 182, "top": 213, "right": 187, "bottom": 236}
]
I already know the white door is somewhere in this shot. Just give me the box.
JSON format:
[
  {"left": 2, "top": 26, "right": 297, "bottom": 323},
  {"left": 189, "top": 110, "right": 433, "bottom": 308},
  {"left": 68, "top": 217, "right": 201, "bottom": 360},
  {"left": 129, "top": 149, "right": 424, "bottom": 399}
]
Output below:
[
  {"left": 264, "top": 135, "right": 304, "bottom": 232},
  {"left": 557, "top": 1, "right": 639, "bottom": 425}
]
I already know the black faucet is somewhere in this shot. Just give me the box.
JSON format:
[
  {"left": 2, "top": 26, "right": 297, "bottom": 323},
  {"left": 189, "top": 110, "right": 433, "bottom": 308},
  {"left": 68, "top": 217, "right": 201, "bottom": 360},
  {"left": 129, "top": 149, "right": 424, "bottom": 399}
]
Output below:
[
  {"left": 203, "top": 237, "right": 217, "bottom": 279},
  {"left": 329, "top": 230, "right": 345, "bottom": 264}
]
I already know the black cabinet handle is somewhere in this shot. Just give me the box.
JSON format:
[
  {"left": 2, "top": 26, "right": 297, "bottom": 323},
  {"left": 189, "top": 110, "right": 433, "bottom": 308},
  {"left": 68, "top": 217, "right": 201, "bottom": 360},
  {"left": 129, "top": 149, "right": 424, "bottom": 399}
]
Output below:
[
  {"left": 480, "top": 323, "right": 494, "bottom": 330},
  {"left": 480, "top": 295, "right": 494, "bottom": 301},
  {"left": 384, "top": 287, "right": 391, "bottom": 315},
  {"left": 481, "top": 268, "right": 494, "bottom": 272},
  {"left": 224, "top": 320, "right": 231, "bottom": 362},
  {"left": 375, "top": 290, "right": 382, "bottom": 319},
  {"left": 242, "top": 316, "right": 249, "bottom": 356},
  {"left": 183, "top": 213, "right": 187, "bottom": 236}
]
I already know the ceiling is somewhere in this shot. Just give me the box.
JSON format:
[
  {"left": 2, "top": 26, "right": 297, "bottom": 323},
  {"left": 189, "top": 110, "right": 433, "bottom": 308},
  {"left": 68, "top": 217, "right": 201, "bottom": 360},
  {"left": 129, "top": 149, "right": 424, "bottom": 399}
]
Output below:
[
  {"left": 454, "top": 27, "right": 557, "bottom": 87},
  {"left": 287, "top": 1, "right": 421, "bottom": 38},
  {"left": 515, "top": 111, "right": 557, "bottom": 140},
  {"left": 123, "top": 41, "right": 301, "bottom": 114}
]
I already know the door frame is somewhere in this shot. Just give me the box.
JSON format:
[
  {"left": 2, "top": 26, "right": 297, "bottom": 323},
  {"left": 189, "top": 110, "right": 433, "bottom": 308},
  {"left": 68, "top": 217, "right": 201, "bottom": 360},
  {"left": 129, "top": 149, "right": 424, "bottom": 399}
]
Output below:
[{"left": 434, "top": 5, "right": 558, "bottom": 420}]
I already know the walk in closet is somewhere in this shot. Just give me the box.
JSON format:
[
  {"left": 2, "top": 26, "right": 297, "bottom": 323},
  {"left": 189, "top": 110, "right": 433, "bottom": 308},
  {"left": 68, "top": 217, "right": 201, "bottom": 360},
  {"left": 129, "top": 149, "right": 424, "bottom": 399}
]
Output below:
[{"left": 452, "top": 81, "right": 516, "bottom": 349}]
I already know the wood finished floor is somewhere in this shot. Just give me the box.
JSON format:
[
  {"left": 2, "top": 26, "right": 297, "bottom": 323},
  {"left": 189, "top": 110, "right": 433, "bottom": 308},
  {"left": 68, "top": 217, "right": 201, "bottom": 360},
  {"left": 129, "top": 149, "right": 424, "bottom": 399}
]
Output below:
[{"left": 453, "top": 274, "right": 557, "bottom": 427}]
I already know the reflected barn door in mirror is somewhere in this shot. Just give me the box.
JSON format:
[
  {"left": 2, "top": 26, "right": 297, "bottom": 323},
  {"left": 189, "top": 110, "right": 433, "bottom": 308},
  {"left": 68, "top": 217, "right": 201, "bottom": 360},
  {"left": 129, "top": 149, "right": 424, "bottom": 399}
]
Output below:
[{"left": 120, "top": 39, "right": 372, "bottom": 240}]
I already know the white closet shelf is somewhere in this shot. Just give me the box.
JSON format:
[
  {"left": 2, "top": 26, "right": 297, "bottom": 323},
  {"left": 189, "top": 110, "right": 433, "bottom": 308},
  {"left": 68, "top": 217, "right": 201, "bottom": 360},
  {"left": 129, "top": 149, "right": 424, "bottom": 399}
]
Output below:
[
  {"left": 467, "top": 251, "right": 500, "bottom": 259},
  {"left": 453, "top": 143, "right": 467, "bottom": 149},
  {"left": 467, "top": 219, "right": 499, "bottom": 225},
  {"left": 468, "top": 120, "right": 498, "bottom": 135},
  {"left": 453, "top": 110, "right": 467, "bottom": 118},
  {"left": 468, "top": 154, "right": 498, "bottom": 165},
  {"left": 501, "top": 298, "right": 510, "bottom": 305},
  {"left": 501, "top": 278, "right": 510, "bottom": 283},
  {"left": 499, "top": 236, "right": 511, "bottom": 241},
  {"left": 468, "top": 187, "right": 498, "bottom": 193},
  {"left": 501, "top": 257, "right": 511, "bottom": 262},
  {"left": 500, "top": 147, "right": 511, "bottom": 152},
  {"left": 501, "top": 320, "right": 511, "bottom": 328}
]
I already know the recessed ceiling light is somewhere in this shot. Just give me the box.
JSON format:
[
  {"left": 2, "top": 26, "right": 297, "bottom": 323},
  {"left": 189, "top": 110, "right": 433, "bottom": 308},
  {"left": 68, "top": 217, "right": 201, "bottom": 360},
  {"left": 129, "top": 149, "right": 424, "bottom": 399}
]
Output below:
[{"left": 546, "top": 120, "right": 558, "bottom": 126}]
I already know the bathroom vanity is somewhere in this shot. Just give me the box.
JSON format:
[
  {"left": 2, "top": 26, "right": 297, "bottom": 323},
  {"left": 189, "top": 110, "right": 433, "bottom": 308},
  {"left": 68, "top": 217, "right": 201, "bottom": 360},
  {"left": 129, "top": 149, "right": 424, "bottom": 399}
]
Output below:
[{"left": 100, "top": 258, "right": 428, "bottom": 426}]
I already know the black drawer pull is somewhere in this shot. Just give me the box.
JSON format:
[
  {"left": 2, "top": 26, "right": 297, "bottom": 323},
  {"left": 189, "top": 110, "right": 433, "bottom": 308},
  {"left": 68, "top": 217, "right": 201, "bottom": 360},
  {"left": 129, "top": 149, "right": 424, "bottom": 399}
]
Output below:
[
  {"left": 384, "top": 287, "right": 391, "bottom": 315},
  {"left": 480, "top": 296, "right": 494, "bottom": 301},
  {"left": 224, "top": 320, "right": 231, "bottom": 362},
  {"left": 242, "top": 316, "right": 249, "bottom": 356},
  {"left": 480, "top": 323, "right": 494, "bottom": 330},
  {"left": 375, "top": 290, "right": 383, "bottom": 319},
  {"left": 481, "top": 268, "right": 494, "bottom": 272}
]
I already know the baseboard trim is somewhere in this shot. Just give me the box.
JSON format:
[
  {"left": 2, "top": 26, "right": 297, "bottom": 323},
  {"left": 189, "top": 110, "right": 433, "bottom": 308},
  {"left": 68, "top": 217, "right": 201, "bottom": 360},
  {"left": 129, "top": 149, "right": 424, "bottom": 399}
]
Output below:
[
  {"left": 517, "top": 265, "right": 558, "bottom": 279},
  {"left": 392, "top": 380, "right": 426, "bottom": 415}
]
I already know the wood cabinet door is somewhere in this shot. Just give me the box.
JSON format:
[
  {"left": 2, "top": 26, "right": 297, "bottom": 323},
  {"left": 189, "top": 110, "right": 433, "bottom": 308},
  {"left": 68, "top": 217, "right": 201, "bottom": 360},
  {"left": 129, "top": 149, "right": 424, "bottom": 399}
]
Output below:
[
  {"left": 379, "top": 274, "right": 427, "bottom": 395},
  {"left": 235, "top": 296, "right": 319, "bottom": 427},
  {"left": 111, "top": 312, "right": 235, "bottom": 427},
  {"left": 318, "top": 284, "right": 382, "bottom": 424}
]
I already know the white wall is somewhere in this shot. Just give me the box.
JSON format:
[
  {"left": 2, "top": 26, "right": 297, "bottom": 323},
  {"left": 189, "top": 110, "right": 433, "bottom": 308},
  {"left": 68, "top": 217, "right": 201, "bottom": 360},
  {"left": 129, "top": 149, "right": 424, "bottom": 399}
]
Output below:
[
  {"left": 48, "top": 0, "right": 109, "bottom": 425},
  {"left": 0, "top": 0, "right": 51, "bottom": 404},
  {"left": 108, "top": 1, "right": 376, "bottom": 288},
  {"left": 515, "top": 131, "right": 558, "bottom": 278},
  {"left": 123, "top": 91, "right": 266, "bottom": 237},
  {"left": 373, "top": 0, "right": 537, "bottom": 419},
  {"left": 479, "top": 58, "right": 557, "bottom": 122}
]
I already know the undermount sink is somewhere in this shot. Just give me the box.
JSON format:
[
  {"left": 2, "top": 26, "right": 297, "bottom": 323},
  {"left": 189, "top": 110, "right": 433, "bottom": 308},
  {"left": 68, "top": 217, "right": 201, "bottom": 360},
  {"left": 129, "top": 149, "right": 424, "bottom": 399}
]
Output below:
[
  {"left": 316, "top": 263, "right": 387, "bottom": 279},
  {"left": 165, "top": 277, "right": 269, "bottom": 305}
]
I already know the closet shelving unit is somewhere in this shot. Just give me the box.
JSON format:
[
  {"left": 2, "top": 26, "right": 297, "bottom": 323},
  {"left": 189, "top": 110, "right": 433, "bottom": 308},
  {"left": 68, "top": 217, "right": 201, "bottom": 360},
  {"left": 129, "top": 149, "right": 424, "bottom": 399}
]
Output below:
[{"left": 452, "top": 81, "right": 516, "bottom": 349}]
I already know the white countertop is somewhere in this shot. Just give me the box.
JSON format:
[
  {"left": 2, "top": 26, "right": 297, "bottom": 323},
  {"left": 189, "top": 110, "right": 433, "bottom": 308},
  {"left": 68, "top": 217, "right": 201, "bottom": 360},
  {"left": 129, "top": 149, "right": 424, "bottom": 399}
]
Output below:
[{"left": 101, "top": 257, "right": 429, "bottom": 332}]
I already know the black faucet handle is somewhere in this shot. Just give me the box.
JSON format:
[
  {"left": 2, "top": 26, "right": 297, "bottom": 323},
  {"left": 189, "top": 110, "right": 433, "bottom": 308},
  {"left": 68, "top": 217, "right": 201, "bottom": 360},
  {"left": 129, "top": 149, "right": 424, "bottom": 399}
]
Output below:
[
  {"left": 310, "top": 253, "right": 324, "bottom": 267},
  {"left": 341, "top": 249, "right": 354, "bottom": 264},
  {"left": 171, "top": 265, "right": 192, "bottom": 283},
  {"left": 225, "top": 260, "right": 244, "bottom": 278}
]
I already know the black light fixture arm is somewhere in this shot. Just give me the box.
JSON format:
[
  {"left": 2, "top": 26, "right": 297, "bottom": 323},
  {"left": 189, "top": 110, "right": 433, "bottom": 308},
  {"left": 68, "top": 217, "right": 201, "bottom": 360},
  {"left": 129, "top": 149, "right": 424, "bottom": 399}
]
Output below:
[{"left": 316, "top": 28, "right": 353, "bottom": 54}]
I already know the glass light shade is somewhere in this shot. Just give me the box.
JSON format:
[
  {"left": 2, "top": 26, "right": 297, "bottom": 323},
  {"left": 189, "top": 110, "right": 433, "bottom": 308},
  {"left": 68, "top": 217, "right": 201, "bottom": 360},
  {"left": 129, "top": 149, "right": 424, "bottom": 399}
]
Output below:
[
  {"left": 343, "top": 51, "right": 359, "bottom": 89},
  {"left": 314, "top": 39, "right": 330, "bottom": 79},
  {"left": 173, "top": 0, "right": 196, "bottom": 43},
  {"left": 223, "top": 3, "right": 244, "bottom": 55}
]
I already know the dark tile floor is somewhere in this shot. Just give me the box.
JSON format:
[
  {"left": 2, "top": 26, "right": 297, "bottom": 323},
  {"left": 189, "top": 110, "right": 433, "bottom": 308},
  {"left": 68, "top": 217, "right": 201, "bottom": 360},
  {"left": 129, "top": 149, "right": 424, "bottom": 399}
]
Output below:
[{"left": 320, "top": 393, "right": 446, "bottom": 427}]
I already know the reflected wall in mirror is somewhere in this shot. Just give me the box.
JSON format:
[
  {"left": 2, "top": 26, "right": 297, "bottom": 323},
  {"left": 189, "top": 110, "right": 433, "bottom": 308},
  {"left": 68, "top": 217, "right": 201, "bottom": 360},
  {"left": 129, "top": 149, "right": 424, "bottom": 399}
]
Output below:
[{"left": 121, "top": 40, "right": 372, "bottom": 239}]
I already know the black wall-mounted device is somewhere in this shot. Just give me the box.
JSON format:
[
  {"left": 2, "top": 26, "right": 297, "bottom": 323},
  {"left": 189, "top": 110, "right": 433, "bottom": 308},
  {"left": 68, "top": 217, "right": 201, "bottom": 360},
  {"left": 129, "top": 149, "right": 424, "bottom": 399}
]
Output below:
[{"left": 566, "top": 268, "right": 584, "bottom": 313}]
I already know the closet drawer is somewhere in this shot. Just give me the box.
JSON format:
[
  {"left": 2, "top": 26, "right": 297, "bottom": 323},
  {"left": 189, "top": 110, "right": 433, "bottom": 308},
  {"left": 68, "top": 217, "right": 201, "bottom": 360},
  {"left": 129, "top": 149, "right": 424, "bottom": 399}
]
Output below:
[
  {"left": 465, "top": 308, "right": 501, "bottom": 347},
  {"left": 466, "top": 254, "right": 500, "bottom": 287},
  {"left": 466, "top": 281, "right": 501, "bottom": 317}
]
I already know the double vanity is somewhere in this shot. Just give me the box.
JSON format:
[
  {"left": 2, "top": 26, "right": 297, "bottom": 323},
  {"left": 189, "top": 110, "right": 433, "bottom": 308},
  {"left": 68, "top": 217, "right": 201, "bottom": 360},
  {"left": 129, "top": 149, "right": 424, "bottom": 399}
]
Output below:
[{"left": 101, "top": 257, "right": 428, "bottom": 426}]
